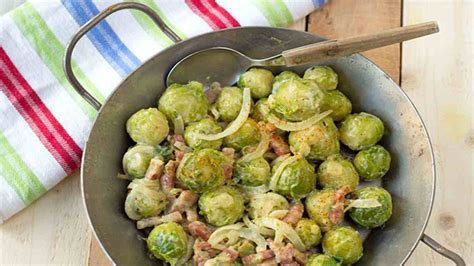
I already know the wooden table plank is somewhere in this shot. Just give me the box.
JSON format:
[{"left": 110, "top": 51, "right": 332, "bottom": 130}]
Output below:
[
  {"left": 307, "top": 0, "right": 402, "bottom": 83},
  {"left": 401, "top": 1, "right": 473, "bottom": 265}
]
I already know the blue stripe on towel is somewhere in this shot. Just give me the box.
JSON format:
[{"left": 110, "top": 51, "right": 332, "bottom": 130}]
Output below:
[{"left": 62, "top": 0, "right": 141, "bottom": 77}]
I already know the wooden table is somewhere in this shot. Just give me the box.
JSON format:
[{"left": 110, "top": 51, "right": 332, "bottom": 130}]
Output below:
[{"left": 1, "top": 0, "right": 472, "bottom": 265}]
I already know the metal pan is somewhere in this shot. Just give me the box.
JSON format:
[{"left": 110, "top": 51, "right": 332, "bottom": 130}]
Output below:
[{"left": 64, "top": 3, "right": 465, "bottom": 265}]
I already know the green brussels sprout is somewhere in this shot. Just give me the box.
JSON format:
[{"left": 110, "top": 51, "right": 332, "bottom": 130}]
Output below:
[
  {"left": 232, "top": 240, "right": 256, "bottom": 257},
  {"left": 272, "top": 71, "right": 300, "bottom": 93},
  {"left": 125, "top": 178, "right": 168, "bottom": 220},
  {"left": 147, "top": 222, "right": 189, "bottom": 265},
  {"left": 224, "top": 118, "right": 261, "bottom": 151},
  {"left": 177, "top": 149, "right": 231, "bottom": 193},
  {"left": 269, "top": 76, "right": 325, "bottom": 121},
  {"left": 289, "top": 117, "right": 340, "bottom": 160},
  {"left": 158, "top": 81, "right": 209, "bottom": 125},
  {"left": 272, "top": 156, "right": 317, "bottom": 199},
  {"left": 238, "top": 68, "right": 274, "bottom": 99},
  {"left": 126, "top": 108, "right": 169, "bottom": 145},
  {"left": 248, "top": 192, "right": 289, "bottom": 219},
  {"left": 318, "top": 154, "right": 359, "bottom": 190},
  {"left": 214, "top": 87, "right": 243, "bottom": 122},
  {"left": 321, "top": 90, "right": 352, "bottom": 121},
  {"left": 307, "top": 254, "right": 341, "bottom": 266},
  {"left": 303, "top": 66, "right": 338, "bottom": 90},
  {"left": 353, "top": 145, "right": 391, "bottom": 180},
  {"left": 252, "top": 98, "right": 270, "bottom": 122},
  {"left": 339, "top": 112, "right": 385, "bottom": 151},
  {"left": 198, "top": 186, "right": 245, "bottom": 226},
  {"left": 349, "top": 187, "right": 393, "bottom": 228},
  {"left": 122, "top": 145, "right": 158, "bottom": 179},
  {"left": 295, "top": 218, "right": 322, "bottom": 249},
  {"left": 234, "top": 157, "right": 271, "bottom": 187},
  {"left": 184, "top": 118, "right": 223, "bottom": 150},
  {"left": 305, "top": 189, "right": 339, "bottom": 231},
  {"left": 322, "top": 226, "right": 363, "bottom": 265}
]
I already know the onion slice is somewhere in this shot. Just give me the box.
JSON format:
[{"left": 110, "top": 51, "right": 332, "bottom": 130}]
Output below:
[
  {"left": 239, "top": 128, "right": 271, "bottom": 163},
  {"left": 344, "top": 198, "right": 381, "bottom": 212},
  {"left": 243, "top": 215, "right": 274, "bottom": 236},
  {"left": 239, "top": 228, "right": 267, "bottom": 252},
  {"left": 255, "top": 217, "right": 306, "bottom": 251},
  {"left": 195, "top": 87, "right": 251, "bottom": 141},
  {"left": 267, "top": 110, "right": 333, "bottom": 131},
  {"left": 269, "top": 155, "right": 300, "bottom": 191},
  {"left": 173, "top": 115, "right": 184, "bottom": 135}
]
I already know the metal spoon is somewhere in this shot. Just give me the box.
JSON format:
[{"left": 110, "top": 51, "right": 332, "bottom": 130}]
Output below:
[{"left": 167, "top": 21, "right": 438, "bottom": 87}]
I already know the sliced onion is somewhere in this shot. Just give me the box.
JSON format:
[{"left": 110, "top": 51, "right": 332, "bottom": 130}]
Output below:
[
  {"left": 239, "top": 129, "right": 271, "bottom": 163},
  {"left": 267, "top": 110, "right": 333, "bottom": 131},
  {"left": 243, "top": 215, "right": 274, "bottom": 236},
  {"left": 195, "top": 87, "right": 251, "bottom": 141},
  {"left": 210, "top": 105, "right": 220, "bottom": 120},
  {"left": 344, "top": 198, "right": 381, "bottom": 212},
  {"left": 239, "top": 228, "right": 267, "bottom": 252},
  {"left": 269, "top": 210, "right": 289, "bottom": 219},
  {"left": 255, "top": 217, "right": 306, "bottom": 251},
  {"left": 208, "top": 223, "right": 244, "bottom": 248},
  {"left": 173, "top": 115, "right": 184, "bottom": 135},
  {"left": 269, "top": 155, "right": 300, "bottom": 191}
]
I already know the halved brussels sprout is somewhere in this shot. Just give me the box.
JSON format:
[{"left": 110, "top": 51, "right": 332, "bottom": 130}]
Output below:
[
  {"left": 122, "top": 145, "right": 159, "bottom": 179},
  {"left": 317, "top": 154, "right": 359, "bottom": 190},
  {"left": 177, "top": 149, "right": 231, "bottom": 193},
  {"left": 184, "top": 118, "right": 223, "bottom": 150},
  {"left": 321, "top": 90, "right": 352, "bottom": 121},
  {"left": 125, "top": 178, "right": 168, "bottom": 220},
  {"left": 126, "top": 108, "right": 169, "bottom": 145},
  {"left": 322, "top": 226, "right": 363, "bottom": 265},
  {"left": 238, "top": 68, "right": 274, "bottom": 99},
  {"left": 147, "top": 222, "right": 189, "bottom": 265},
  {"left": 223, "top": 118, "right": 261, "bottom": 151},
  {"left": 248, "top": 192, "right": 289, "bottom": 219},
  {"left": 272, "top": 156, "right": 317, "bottom": 199},
  {"left": 214, "top": 86, "right": 243, "bottom": 122},
  {"left": 339, "top": 112, "right": 385, "bottom": 151},
  {"left": 269, "top": 76, "right": 326, "bottom": 122},
  {"left": 307, "top": 254, "right": 341, "bottom": 266},
  {"left": 305, "top": 189, "right": 339, "bottom": 232},
  {"left": 353, "top": 145, "right": 391, "bottom": 180},
  {"left": 198, "top": 186, "right": 245, "bottom": 226},
  {"left": 234, "top": 157, "right": 271, "bottom": 187},
  {"left": 158, "top": 81, "right": 209, "bottom": 125},
  {"left": 295, "top": 218, "right": 322, "bottom": 249},
  {"left": 349, "top": 187, "right": 393, "bottom": 228},
  {"left": 252, "top": 98, "right": 270, "bottom": 122},
  {"left": 289, "top": 117, "right": 340, "bottom": 160},
  {"left": 303, "top": 66, "right": 338, "bottom": 90}
]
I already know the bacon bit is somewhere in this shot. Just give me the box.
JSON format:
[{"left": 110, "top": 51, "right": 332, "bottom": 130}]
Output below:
[
  {"left": 144, "top": 157, "right": 164, "bottom": 180},
  {"left": 175, "top": 150, "right": 185, "bottom": 162},
  {"left": 168, "top": 134, "right": 185, "bottom": 144},
  {"left": 184, "top": 206, "right": 198, "bottom": 222},
  {"left": 335, "top": 185, "right": 353, "bottom": 202},
  {"left": 270, "top": 134, "right": 290, "bottom": 156},
  {"left": 161, "top": 160, "right": 177, "bottom": 195},
  {"left": 268, "top": 240, "right": 302, "bottom": 265},
  {"left": 222, "top": 147, "right": 235, "bottom": 159},
  {"left": 188, "top": 221, "right": 214, "bottom": 241},
  {"left": 205, "top": 87, "right": 222, "bottom": 104},
  {"left": 136, "top": 211, "right": 182, "bottom": 229},
  {"left": 293, "top": 250, "right": 307, "bottom": 265},
  {"left": 222, "top": 248, "right": 239, "bottom": 262},
  {"left": 223, "top": 163, "right": 234, "bottom": 181},
  {"left": 329, "top": 185, "right": 353, "bottom": 225},
  {"left": 261, "top": 122, "right": 277, "bottom": 133},
  {"left": 193, "top": 241, "right": 219, "bottom": 266},
  {"left": 282, "top": 203, "right": 304, "bottom": 226},
  {"left": 242, "top": 250, "right": 275, "bottom": 266},
  {"left": 260, "top": 258, "right": 278, "bottom": 266},
  {"left": 170, "top": 190, "right": 198, "bottom": 212}
]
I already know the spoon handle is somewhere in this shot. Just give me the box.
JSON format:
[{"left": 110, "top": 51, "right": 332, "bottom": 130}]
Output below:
[{"left": 281, "top": 21, "right": 439, "bottom": 66}]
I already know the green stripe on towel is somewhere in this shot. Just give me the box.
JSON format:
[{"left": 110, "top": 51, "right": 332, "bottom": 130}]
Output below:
[{"left": 252, "top": 0, "right": 294, "bottom": 27}]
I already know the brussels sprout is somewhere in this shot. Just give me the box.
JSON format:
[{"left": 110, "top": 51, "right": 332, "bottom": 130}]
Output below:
[
  {"left": 321, "top": 90, "right": 352, "bottom": 121},
  {"left": 305, "top": 189, "right": 339, "bottom": 231},
  {"left": 155, "top": 144, "right": 173, "bottom": 163},
  {"left": 234, "top": 157, "right": 271, "bottom": 187},
  {"left": 184, "top": 118, "right": 223, "bottom": 150},
  {"left": 318, "top": 154, "right": 359, "bottom": 190},
  {"left": 269, "top": 76, "right": 325, "bottom": 121},
  {"left": 198, "top": 186, "right": 245, "bottom": 226},
  {"left": 224, "top": 118, "right": 261, "bottom": 151},
  {"left": 147, "top": 222, "right": 189, "bottom": 265},
  {"left": 295, "top": 218, "right": 322, "bottom": 249},
  {"left": 238, "top": 68, "right": 274, "bottom": 99},
  {"left": 248, "top": 192, "right": 289, "bottom": 219},
  {"left": 307, "top": 254, "right": 341, "bottom": 266},
  {"left": 122, "top": 145, "right": 159, "bottom": 179},
  {"left": 272, "top": 156, "right": 317, "bottom": 199},
  {"left": 214, "top": 87, "right": 243, "bottom": 122},
  {"left": 349, "top": 187, "right": 393, "bottom": 228},
  {"left": 289, "top": 117, "right": 340, "bottom": 160},
  {"left": 177, "top": 149, "right": 231, "bottom": 193},
  {"left": 252, "top": 98, "right": 270, "bottom": 122},
  {"left": 339, "top": 112, "right": 385, "bottom": 151},
  {"left": 125, "top": 178, "right": 168, "bottom": 220},
  {"left": 322, "top": 226, "right": 363, "bottom": 265},
  {"left": 303, "top": 66, "right": 338, "bottom": 90},
  {"left": 126, "top": 108, "right": 169, "bottom": 145},
  {"left": 353, "top": 145, "right": 391, "bottom": 180},
  {"left": 158, "top": 81, "right": 209, "bottom": 125},
  {"left": 272, "top": 71, "right": 300, "bottom": 93}
]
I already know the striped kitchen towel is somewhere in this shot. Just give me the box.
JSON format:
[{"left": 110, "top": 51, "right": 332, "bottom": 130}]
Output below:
[{"left": 0, "top": 0, "right": 325, "bottom": 223}]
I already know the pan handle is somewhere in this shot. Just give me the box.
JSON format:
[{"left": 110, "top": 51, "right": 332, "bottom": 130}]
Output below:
[
  {"left": 421, "top": 234, "right": 466, "bottom": 265},
  {"left": 63, "top": 2, "right": 181, "bottom": 111}
]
